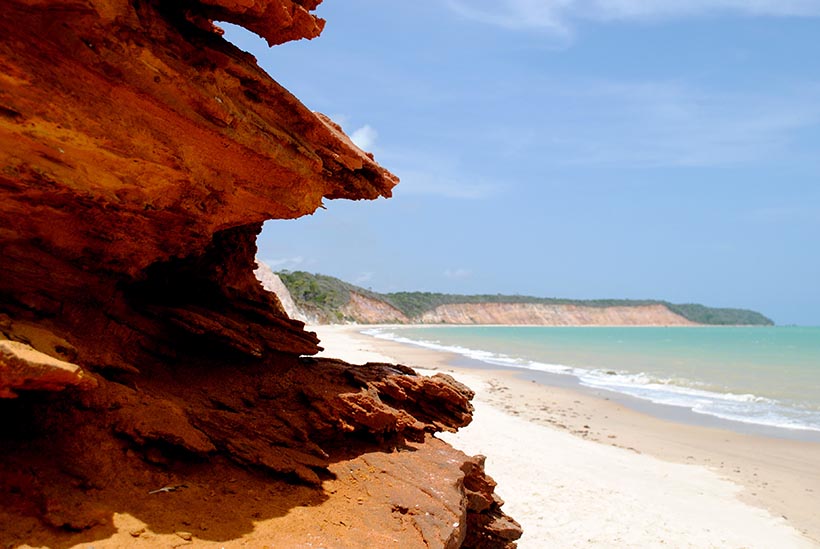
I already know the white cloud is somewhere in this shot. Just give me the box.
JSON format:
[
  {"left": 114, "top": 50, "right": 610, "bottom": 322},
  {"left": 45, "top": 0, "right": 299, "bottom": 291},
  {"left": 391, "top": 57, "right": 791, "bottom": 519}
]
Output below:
[
  {"left": 444, "top": 268, "right": 472, "bottom": 279},
  {"left": 350, "top": 124, "right": 378, "bottom": 150},
  {"left": 446, "top": 0, "right": 820, "bottom": 34}
]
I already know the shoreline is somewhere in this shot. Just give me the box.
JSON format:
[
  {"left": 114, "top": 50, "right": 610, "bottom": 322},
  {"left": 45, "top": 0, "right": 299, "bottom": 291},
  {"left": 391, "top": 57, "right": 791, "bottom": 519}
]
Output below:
[
  {"left": 357, "top": 324, "right": 820, "bottom": 442},
  {"left": 449, "top": 354, "right": 820, "bottom": 443},
  {"left": 311, "top": 324, "right": 820, "bottom": 548}
]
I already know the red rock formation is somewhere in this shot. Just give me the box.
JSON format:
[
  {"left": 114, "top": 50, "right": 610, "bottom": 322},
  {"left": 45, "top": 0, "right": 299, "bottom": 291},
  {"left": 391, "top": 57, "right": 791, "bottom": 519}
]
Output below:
[
  {"left": 0, "top": 0, "right": 397, "bottom": 364},
  {"left": 0, "top": 0, "right": 520, "bottom": 546}
]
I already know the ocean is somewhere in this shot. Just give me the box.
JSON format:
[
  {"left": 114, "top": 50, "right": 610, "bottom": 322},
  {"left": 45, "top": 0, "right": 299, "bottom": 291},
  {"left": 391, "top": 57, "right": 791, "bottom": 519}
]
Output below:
[{"left": 363, "top": 326, "right": 820, "bottom": 435}]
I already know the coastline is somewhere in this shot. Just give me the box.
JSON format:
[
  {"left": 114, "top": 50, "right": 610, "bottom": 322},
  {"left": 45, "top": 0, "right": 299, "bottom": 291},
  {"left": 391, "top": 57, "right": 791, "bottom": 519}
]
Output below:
[{"left": 311, "top": 324, "right": 820, "bottom": 548}]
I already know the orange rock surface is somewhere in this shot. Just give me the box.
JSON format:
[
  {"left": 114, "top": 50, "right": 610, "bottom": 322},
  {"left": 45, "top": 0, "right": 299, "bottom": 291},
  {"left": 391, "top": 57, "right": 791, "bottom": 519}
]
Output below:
[{"left": 0, "top": 0, "right": 520, "bottom": 546}]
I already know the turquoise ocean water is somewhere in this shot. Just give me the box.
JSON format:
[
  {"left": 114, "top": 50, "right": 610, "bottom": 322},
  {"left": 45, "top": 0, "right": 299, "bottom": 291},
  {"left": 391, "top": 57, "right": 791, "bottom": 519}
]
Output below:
[{"left": 363, "top": 326, "right": 820, "bottom": 433}]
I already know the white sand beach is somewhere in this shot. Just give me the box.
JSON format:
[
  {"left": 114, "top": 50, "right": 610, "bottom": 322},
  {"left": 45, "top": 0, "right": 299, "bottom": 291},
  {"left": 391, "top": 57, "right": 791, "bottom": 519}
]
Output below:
[{"left": 312, "top": 324, "right": 820, "bottom": 549}]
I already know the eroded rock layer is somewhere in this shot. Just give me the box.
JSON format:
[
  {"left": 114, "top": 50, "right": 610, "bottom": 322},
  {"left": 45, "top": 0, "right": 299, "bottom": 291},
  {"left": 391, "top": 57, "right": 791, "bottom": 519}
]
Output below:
[
  {"left": 0, "top": 0, "right": 400, "bottom": 364},
  {"left": 330, "top": 297, "right": 695, "bottom": 326},
  {"left": 0, "top": 0, "right": 520, "bottom": 546},
  {"left": 419, "top": 303, "right": 695, "bottom": 326},
  {"left": 0, "top": 356, "right": 499, "bottom": 545}
]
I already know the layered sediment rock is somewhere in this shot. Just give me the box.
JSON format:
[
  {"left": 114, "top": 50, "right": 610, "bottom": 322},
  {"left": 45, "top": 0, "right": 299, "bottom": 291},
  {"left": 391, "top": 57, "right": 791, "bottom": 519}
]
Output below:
[
  {"left": 418, "top": 303, "right": 695, "bottom": 326},
  {"left": 342, "top": 292, "right": 411, "bottom": 324},
  {"left": 0, "top": 0, "right": 520, "bottom": 546},
  {"left": 329, "top": 299, "right": 694, "bottom": 326}
]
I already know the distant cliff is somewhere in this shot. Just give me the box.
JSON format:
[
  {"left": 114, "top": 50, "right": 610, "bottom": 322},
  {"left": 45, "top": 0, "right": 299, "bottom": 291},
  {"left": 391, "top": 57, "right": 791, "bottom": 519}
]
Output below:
[{"left": 274, "top": 271, "right": 775, "bottom": 326}]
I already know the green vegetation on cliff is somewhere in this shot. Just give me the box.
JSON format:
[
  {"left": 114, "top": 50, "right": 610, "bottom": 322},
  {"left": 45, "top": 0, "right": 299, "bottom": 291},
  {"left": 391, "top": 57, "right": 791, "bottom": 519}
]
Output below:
[
  {"left": 277, "top": 271, "right": 386, "bottom": 322},
  {"left": 385, "top": 292, "right": 657, "bottom": 320},
  {"left": 277, "top": 271, "right": 351, "bottom": 312},
  {"left": 277, "top": 271, "right": 774, "bottom": 326},
  {"left": 664, "top": 303, "right": 773, "bottom": 326}
]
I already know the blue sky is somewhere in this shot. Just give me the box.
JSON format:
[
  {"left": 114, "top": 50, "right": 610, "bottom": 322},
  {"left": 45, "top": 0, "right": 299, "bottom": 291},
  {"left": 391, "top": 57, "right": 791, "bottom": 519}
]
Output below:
[{"left": 224, "top": 1, "right": 820, "bottom": 325}]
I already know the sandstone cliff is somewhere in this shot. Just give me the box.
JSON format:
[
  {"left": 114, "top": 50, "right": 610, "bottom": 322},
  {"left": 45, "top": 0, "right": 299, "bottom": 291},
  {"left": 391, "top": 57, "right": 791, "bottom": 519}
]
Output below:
[
  {"left": 0, "top": 1, "right": 520, "bottom": 547},
  {"left": 418, "top": 303, "right": 694, "bottom": 325},
  {"left": 343, "top": 292, "right": 411, "bottom": 324},
  {"left": 334, "top": 293, "right": 695, "bottom": 326},
  {"left": 276, "top": 272, "right": 773, "bottom": 326}
]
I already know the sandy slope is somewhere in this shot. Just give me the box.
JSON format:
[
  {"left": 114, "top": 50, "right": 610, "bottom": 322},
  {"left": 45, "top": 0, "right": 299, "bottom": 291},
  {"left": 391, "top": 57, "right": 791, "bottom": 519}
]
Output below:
[{"left": 311, "top": 324, "right": 819, "bottom": 549}]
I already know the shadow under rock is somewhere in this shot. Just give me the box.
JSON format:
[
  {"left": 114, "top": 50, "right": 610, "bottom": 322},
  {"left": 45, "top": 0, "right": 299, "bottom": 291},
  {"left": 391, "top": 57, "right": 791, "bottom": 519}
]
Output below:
[{"left": 0, "top": 349, "right": 473, "bottom": 547}]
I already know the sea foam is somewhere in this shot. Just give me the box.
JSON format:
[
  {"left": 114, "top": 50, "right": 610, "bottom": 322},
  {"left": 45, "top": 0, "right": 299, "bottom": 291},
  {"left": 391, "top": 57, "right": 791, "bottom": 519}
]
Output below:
[{"left": 363, "top": 327, "right": 820, "bottom": 433}]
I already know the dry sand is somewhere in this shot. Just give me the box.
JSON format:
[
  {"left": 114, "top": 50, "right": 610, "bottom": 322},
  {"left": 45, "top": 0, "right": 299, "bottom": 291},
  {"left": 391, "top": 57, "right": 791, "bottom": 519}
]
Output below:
[{"left": 312, "top": 324, "right": 820, "bottom": 549}]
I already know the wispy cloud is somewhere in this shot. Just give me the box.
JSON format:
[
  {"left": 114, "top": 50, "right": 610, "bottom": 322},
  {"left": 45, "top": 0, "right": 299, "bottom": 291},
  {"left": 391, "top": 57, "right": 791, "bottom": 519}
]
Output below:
[
  {"left": 328, "top": 113, "right": 351, "bottom": 129},
  {"left": 260, "top": 256, "right": 304, "bottom": 270},
  {"left": 396, "top": 169, "right": 500, "bottom": 199},
  {"left": 497, "top": 78, "right": 820, "bottom": 167},
  {"left": 444, "top": 268, "right": 472, "bottom": 279},
  {"left": 350, "top": 124, "right": 378, "bottom": 151},
  {"left": 593, "top": 81, "right": 820, "bottom": 166},
  {"left": 377, "top": 148, "right": 505, "bottom": 200},
  {"left": 446, "top": 0, "right": 820, "bottom": 34},
  {"left": 446, "top": 0, "right": 571, "bottom": 34}
]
